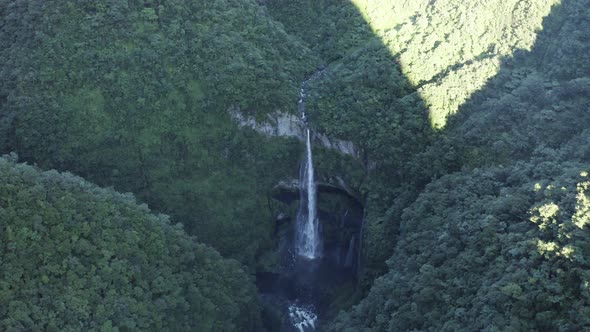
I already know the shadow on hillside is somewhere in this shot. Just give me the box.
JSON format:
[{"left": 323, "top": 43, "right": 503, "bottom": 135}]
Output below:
[
  {"left": 438, "top": 0, "right": 588, "bottom": 169},
  {"left": 266, "top": 0, "right": 432, "bottom": 291},
  {"left": 263, "top": 0, "right": 584, "bottom": 324}
]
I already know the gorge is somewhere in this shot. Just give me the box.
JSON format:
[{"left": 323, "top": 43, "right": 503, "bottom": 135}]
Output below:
[
  {"left": 258, "top": 73, "right": 363, "bottom": 330},
  {"left": 1, "top": 0, "right": 590, "bottom": 331}
]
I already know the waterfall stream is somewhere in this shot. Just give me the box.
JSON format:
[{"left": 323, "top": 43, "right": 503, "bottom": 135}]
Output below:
[
  {"left": 257, "top": 70, "right": 362, "bottom": 331},
  {"left": 344, "top": 236, "right": 355, "bottom": 267},
  {"left": 295, "top": 127, "right": 320, "bottom": 259},
  {"left": 295, "top": 73, "right": 323, "bottom": 260},
  {"left": 289, "top": 73, "right": 324, "bottom": 331}
]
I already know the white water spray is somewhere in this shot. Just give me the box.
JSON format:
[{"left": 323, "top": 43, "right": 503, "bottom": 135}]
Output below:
[
  {"left": 289, "top": 72, "right": 325, "bottom": 332},
  {"left": 289, "top": 304, "right": 318, "bottom": 332},
  {"left": 296, "top": 126, "right": 320, "bottom": 259},
  {"left": 295, "top": 74, "right": 322, "bottom": 260}
]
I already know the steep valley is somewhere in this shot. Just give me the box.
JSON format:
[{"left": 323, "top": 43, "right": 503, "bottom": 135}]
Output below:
[{"left": 1, "top": 0, "right": 590, "bottom": 330}]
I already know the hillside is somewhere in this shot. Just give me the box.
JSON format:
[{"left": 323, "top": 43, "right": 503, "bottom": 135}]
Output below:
[
  {"left": 0, "top": 0, "right": 319, "bottom": 266},
  {"left": 0, "top": 155, "right": 260, "bottom": 330},
  {"left": 266, "top": 0, "right": 589, "bottom": 289},
  {"left": 325, "top": 0, "right": 590, "bottom": 330}
]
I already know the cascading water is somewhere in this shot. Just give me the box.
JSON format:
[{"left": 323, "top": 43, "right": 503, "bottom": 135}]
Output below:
[
  {"left": 257, "top": 69, "right": 363, "bottom": 331},
  {"left": 286, "top": 73, "right": 325, "bottom": 331},
  {"left": 288, "top": 304, "right": 318, "bottom": 332},
  {"left": 295, "top": 126, "right": 320, "bottom": 259},
  {"left": 295, "top": 75, "right": 322, "bottom": 260},
  {"left": 344, "top": 236, "right": 355, "bottom": 268}
]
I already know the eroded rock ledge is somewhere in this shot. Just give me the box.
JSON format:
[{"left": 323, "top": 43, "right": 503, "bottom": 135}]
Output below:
[
  {"left": 229, "top": 107, "right": 359, "bottom": 159},
  {"left": 271, "top": 178, "right": 362, "bottom": 206}
]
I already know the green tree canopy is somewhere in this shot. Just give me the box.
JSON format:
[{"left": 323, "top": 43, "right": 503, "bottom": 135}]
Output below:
[{"left": 0, "top": 155, "right": 261, "bottom": 331}]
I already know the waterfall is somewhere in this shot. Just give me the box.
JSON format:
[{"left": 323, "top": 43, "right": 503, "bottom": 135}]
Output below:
[
  {"left": 340, "top": 209, "right": 349, "bottom": 227},
  {"left": 295, "top": 80, "right": 321, "bottom": 259},
  {"left": 286, "top": 71, "right": 325, "bottom": 332},
  {"left": 344, "top": 236, "right": 355, "bottom": 267},
  {"left": 289, "top": 304, "right": 318, "bottom": 332}
]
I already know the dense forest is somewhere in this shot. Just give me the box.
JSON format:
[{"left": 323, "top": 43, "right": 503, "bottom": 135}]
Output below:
[
  {"left": 0, "top": 155, "right": 260, "bottom": 330},
  {"left": 1, "top": 0, "right": 589, "bottom": 331}
]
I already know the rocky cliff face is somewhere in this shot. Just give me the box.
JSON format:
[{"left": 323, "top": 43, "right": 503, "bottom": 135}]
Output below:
[{"left": 229, "top": 107, "right": 359, "bottom": 159}]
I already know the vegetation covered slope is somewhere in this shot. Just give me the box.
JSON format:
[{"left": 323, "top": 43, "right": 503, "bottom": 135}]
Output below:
[
  {"left": 0, "top": 0, "right": 319, "bottom": 266},
  {"left": 266, "top": 0, "right": 573, "bottom": 287},
  {"left": 332, "top": 160, "right": 590, "bottom": 331},
  {"left": 352, "top": 0, "right": 561, "bottom": 128},
  {"left": 329, "top": 0, "right": 590, "bottom": 330},
  {"left": 0, "top": 155, "right": 260, "bottom": 331}
]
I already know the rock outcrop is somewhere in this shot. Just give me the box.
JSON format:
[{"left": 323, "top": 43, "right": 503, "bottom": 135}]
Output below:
[
  {"left": 229, "top": 107, "right": 360, "bottom": 159},
  {"left": 271, "top": 178, "right": 362, "bottom": 206}
]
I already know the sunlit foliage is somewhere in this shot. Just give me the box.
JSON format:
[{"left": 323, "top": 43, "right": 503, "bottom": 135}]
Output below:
[
  {"left": 351, "top": 0, "right": 561, "bottom": 127},
  {"left": 329, "top": 0, "right": 590, "bottom": 329}
]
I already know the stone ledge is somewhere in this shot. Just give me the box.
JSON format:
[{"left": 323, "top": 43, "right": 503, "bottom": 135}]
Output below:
[{"left": 229, "top": 107, "right": 359, "bottom": 159}]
